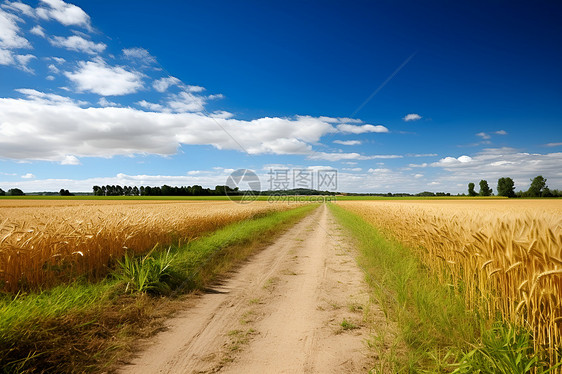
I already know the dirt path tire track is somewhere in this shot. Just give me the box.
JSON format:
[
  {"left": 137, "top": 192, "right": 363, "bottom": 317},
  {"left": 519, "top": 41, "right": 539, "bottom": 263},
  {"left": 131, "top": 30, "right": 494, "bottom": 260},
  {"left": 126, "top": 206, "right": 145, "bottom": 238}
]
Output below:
[{"left": 119, "top": 204, "right": 385, "bottom": 374}]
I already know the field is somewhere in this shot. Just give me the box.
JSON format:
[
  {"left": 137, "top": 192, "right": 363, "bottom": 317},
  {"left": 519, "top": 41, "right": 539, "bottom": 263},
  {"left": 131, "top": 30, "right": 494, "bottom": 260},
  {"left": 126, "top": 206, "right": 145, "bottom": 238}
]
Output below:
[
  {"left": 0, "top": 199, "right": 294, "bottom": 292},
  {"left": 336, "top": 199, "right": 562, "bottom": 368}
]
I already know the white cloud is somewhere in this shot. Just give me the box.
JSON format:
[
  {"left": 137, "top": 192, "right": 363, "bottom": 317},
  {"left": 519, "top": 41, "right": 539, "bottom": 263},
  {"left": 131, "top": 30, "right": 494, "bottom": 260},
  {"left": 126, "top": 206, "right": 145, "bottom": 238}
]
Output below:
[
  {"left": 403, "top": 113, "right": 421, "bottom": 122},
  {"left": 36, "top": 0, "right": 91, "bottom": 29},
  {"left": 187, "top": 85, "right": 206, "bottom": 93},
  {"left": 21, "top": 173, "right": 35, "bottom": 179},
  {"left": 50, "top": 35, "right": 106, "bottom": 54},
  {"left": 343, "top": 167, "right": 362, "bottom": 172},
  {"left": 333, "top": 140, "right": 361, "bottom": 146},
  {"left": 495, "top": 130, "right": 507, "bottom": 135},
  {"left": 15, "top": 88, "right": 87, "bottom": 105},
  {"left": 0, "top": 95, "right": 340, "bottom": 162},
  {"left": 122, "top": 47, "right": 156, "bottom": 64},
  {"left": 409, "top": 163, "right": 428, "bottom": 168},
  {"left": 30, "top": 25, "right": 46, "bottom": 37},
  {"left": 153, "top": 76, "right": 180, "bottom": 92},
  {"left": 48, "top": 63, "right": 59, "bottom": 73},
  {"left": 432, "top": 155, "right": 472, "bottom": 166},
  {"left": 309, "top": 152, "right": 401, "bottom": 161},
  {"left": 430, "top": 148, "right": 562, "bottom": 191},
  {"left": 310, "top": 152, "right": 366, "bottom": 161},
  {"left": 414, "top": 173, "right": 423, "bottom": 178},
  {"left": 50, "top": 56, "right": 65, "bottom": 64},
  {"left": 14, "top": 53, "right": 35, "bottom": 72},
  {"left": 46, "top": 75, "right": 55, "bottom": 80},
  {"left": 60, "top": 155, "right": 80, "bottom": 165},
  {"left": 2, "top": 2, "right": 36, "bottom": 18},
  {"left": 210, "top": 110, "right": 234, "bottom": 119},
  {"left": 476, "top": 132, "right": 491, "bottom": 139},
  {"left": 65, "top": 59, "right": 144, "bottom": 95},
  {"left": 407, "top": 153, "right": 438, "bottom": 157},
  {"left": 336, "top": 124, "right": 389, "bottom": 134},
  {"left": 166, "top": 91, "right": 206, "bottom": 112},
  {"left": 0, "top": 8, "right": 30, "bottom": 49},
  {"left": 98, "top": 97, "right": 119, "bottom": 107},
  {"left": 545, "top": 142, "right": 562, "bottom": 147},
  {"left": 137, "top": 100, "right": 165, "bottom": 112}
]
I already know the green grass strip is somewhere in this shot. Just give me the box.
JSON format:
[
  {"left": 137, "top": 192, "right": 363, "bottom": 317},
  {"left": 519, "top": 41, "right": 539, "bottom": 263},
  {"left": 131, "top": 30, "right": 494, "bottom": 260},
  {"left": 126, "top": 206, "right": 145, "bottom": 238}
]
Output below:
[
  {"left": 0, "top": 203, "right": 318, "bottom": 373},
  {"left": 329, "top": 203, "right": 480, "bottom": 372}
]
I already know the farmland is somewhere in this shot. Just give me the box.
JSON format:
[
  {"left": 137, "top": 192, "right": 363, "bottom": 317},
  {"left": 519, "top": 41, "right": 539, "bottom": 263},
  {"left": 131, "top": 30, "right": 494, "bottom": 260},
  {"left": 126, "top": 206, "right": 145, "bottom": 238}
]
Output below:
[
  {"left": 335, "top": 199, "right": 562, "bottom": 370},
  {"left": 0, "top": 199, "right": 295, "bottom": 292}
]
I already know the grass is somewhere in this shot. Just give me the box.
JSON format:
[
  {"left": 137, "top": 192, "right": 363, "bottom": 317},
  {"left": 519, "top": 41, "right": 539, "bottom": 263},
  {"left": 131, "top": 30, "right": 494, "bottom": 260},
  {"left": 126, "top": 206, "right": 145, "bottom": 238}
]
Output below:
[
  {"left": 329, "top": 203, "right": 480, "bottom": 371},
  {"left": 329, "top": 203, "right": 561, "bottom": 373},
  {"left": 340, "top": 318, "right": 359, "bottom": 331},
  {"left": 0, "top": 203, "right": 318, "bottom": 373}
]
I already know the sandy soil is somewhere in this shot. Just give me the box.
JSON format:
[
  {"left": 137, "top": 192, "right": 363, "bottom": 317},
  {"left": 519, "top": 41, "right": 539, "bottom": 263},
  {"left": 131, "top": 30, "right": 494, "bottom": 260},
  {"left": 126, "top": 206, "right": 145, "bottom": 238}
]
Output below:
[{"left": 119, "top": 204, "right": 387, "bottom": 374}]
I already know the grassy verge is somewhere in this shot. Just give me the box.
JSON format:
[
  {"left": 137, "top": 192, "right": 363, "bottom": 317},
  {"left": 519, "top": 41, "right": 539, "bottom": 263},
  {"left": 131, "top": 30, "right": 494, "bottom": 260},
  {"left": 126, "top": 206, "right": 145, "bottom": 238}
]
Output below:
[
  {"left": 0, "top": 203, "right": 318, "bottom": 373},
  {"left": 329, "top": 204, "right": 560, "bottom": 373}
]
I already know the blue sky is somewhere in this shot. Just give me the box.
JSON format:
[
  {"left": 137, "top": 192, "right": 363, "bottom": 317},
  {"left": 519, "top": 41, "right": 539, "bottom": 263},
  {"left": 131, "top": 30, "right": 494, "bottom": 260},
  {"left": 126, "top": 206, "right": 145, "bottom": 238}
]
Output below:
[{"left": 0, "top": 0, "right": 561, "bottom": 193}]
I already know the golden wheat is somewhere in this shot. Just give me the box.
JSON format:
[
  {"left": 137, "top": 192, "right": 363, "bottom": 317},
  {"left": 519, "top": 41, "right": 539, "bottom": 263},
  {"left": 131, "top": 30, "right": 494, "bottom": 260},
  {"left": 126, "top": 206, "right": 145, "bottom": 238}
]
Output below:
[
  {"left": 0, "top": 200, "right": 292, "bottom": 292},
  {"left": 337, "top": 199, "right": 562, "bottom": 366}
]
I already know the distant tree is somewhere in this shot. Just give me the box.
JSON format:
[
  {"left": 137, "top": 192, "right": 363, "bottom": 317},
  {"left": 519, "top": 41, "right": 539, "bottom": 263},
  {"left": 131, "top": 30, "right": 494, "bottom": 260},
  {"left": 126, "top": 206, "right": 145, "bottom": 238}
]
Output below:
[
  {"left": 132, "top": 186, "right": 139, "bottom": 196},
  {"left": 7, "top": 188, "right": 25, "bottom": 196},
  {"left": 468, "top": 182, "right": 477, "bottom": 196},
  {"left": 0, "top": 188, "right": 5, "bottom": 196},
  {"left": 497, "top": 177, "right": 515, "bottom": 197},
  {"left": 527, "top": 175, "right": 547, "bottom": 197},
  {"left": 479, "top": 180, "right": 492, "bottom": 196},
  {"left": 59, "top": 189, "right": 73, "bottom": 196}
]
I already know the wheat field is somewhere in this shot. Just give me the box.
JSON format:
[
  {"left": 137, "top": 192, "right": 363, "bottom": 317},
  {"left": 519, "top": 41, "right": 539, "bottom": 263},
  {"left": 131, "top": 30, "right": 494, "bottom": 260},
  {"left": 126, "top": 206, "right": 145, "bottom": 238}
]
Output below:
[
  {"left": 337, "top": 199, "right": 562, "bottom": 365},
  {"left": 0, "top": 200, "right": 292, "bottom": 292}
]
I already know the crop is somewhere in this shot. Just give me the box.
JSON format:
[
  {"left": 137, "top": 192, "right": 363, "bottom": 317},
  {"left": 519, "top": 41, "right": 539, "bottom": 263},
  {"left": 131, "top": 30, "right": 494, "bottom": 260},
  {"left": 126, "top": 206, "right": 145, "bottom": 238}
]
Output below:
[
  {"left": 337, "top": 200, "right": 562, "bottom": 368},
  {"left": 0, "top": 200, "right": 291, "bottom": 292}
]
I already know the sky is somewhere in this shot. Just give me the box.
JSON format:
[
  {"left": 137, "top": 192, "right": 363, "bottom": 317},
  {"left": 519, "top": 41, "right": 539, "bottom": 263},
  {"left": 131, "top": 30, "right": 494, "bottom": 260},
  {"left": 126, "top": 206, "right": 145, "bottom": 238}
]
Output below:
[{"left": 0, "top": 0, "right": 561, "bottom": 194}]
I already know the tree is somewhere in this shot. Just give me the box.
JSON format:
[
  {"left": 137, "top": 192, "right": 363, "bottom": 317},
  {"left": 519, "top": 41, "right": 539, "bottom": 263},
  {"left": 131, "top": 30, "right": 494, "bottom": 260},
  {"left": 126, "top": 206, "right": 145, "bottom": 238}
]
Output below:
[
  {"left": 59, "top": 189, "right": 73, "bottom": 196},
  {"left": 497, "top": 177, "right": 515, "bottom": 197},
  {"left": 527, "top": 176, "right": 547, "bottom": 197},
  {"left": 468, "top": 182, "right": 477, "bottom": 196},
  {"left": 479, "top": 180, "right": 492, "bottom": 196},
  {"left": 7, "top": 188, "right": 25, "bottom": 196},
  {"left": 0, "top": 188, "right": 5, "bottom": 196}
]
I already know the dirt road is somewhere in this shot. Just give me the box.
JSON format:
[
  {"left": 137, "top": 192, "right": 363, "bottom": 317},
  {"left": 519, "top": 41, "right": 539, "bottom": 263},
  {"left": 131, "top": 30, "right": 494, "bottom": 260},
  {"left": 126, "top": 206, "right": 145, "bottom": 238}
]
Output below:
[{"left": 120, "top": 204, "right": 385, "bottom": 373}]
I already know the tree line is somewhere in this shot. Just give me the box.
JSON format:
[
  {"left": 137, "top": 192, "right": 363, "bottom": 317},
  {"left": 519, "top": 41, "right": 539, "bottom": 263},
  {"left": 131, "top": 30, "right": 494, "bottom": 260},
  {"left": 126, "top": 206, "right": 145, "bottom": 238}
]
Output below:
[
  {"left": 467, "top": 176, "right": 561, "bottom": 198},
  {"left": 92, "top": 184, "right": 239, "bottom": 196},
  {"left": 0, "top": 188, "right": 25, "bottom": 196}
]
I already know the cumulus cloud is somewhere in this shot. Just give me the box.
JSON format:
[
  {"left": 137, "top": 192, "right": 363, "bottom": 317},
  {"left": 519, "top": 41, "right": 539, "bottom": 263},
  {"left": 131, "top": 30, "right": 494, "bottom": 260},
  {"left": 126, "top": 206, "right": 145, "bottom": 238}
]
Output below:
[
  {"left": 336, "top": 124, "right": 389, "bottom": 134},
  {"left": 98, "top": 97, "right": 119, "bottom": 107},
  {"left": 0, "top": 8, "right": 30, "bottom": 49},
  {"left": 0, "top": 94, "right": 341, "bottom": 162},
  {"left": 166, "top": 91, "right": 206, "bottom": 112},
  {"left": 64, "top": 59, "right": 144, "bottom": 95},
  {"left": 60, "top": 155, "right": 80, "bottom": 165},
  {"left": 36, "top": 0, "right": 91, "bottom": 29},
  {"left": 30, "top": 25, "right": 46, "bottom": 37},
  {"left": 430, "top": 148, "right": 562, "bottom": 191},
  {"left": 333, "top": 140, "right": 361, "bottom": 146},
  {"left": 403, "top": 113, "right": 421, "bottom": 122},
  {"left": 21, "top": 173, "right": 35, "bottom": 179},
  {"left": 153, "top": 76, "right": 180, "bottom": 92},
  {"left": 495, "top": 130, "right": 507, "bottom": 135},
  {"left": 136, "top": 100, "right": 165, "bottom": 112},
  {"left": 2, "top": 2, "right": 36, "bottom": 18},
  {"left": 50, "top": 35, "right": 106, "bottom": 54}
]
